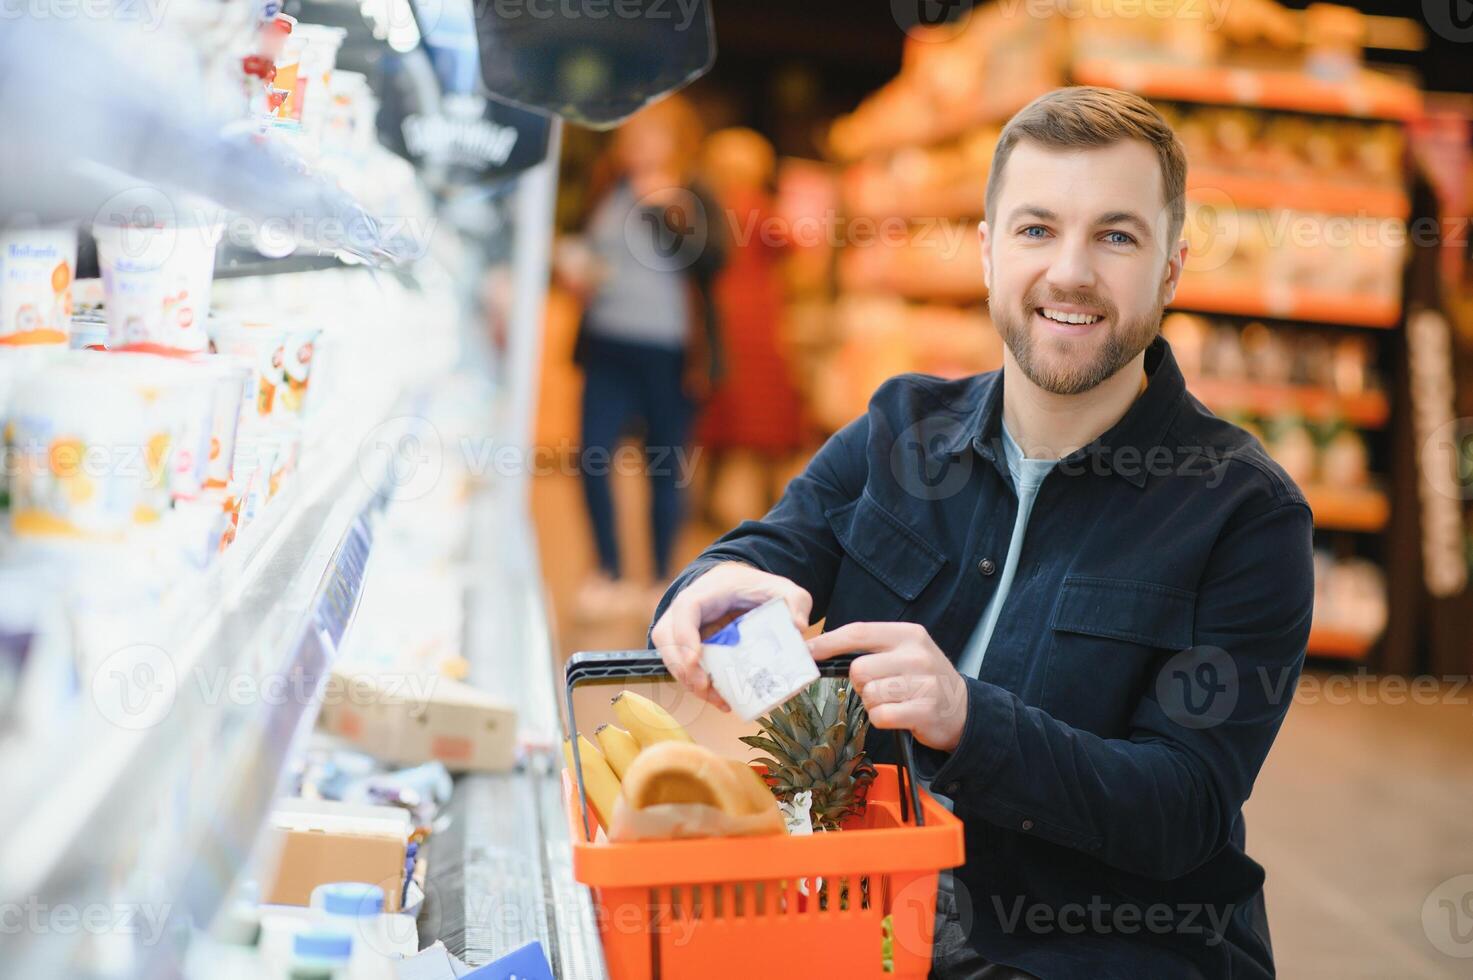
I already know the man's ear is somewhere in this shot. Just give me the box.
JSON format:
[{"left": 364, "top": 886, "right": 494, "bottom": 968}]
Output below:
[
  {"left": 978, "top": 220, "right": 992, "bottom": 293},
  {"left": 1160, "top": 236, "right": 1188, "bottom": 306}
]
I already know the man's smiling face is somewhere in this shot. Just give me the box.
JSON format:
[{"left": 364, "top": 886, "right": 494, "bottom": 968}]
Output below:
[{"left": 980, "top": 138, "right": 1187, "bottom": 395}]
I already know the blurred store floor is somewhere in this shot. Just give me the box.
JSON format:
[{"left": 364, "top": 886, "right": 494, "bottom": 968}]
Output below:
[{"left": 529, "top": 462, "right": 1473, "bottom": 977}]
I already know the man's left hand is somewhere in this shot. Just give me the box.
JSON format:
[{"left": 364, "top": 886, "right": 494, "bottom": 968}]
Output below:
[{"left": 807, "top": 622, "right": 969, "bottom": 753}]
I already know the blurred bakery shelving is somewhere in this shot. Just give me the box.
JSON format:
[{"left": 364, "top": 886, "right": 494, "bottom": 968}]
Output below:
[{"left": 816, "top": 0, "right": 1439, "bottom": 666}]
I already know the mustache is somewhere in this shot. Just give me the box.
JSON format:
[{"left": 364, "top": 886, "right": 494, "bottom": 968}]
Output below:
[{"left": 1023, "top": 288, "right": 1116, "bottom": 318}]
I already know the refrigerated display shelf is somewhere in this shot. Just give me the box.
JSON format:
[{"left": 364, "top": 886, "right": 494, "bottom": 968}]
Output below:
[
  {"left": 419, "top": 473, "right": 606, "bottom": 976},
  {"left": 0, "top": 380, "right": 422, "bottom": 978}
]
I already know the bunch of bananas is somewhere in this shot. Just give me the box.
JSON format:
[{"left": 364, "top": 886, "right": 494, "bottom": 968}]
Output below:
[{"left": 562, "top": 690, "right": 783, "bottom": 838}]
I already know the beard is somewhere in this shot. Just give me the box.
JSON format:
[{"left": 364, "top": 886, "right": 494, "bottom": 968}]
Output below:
[{"left": 990, "top": 285, "right": 1162, "bottom": 395}]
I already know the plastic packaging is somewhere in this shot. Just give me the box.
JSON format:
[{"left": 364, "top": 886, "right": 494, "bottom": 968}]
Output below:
[
  {"left": 93, "top": 213, "right": 225, "bottom": 352},
  {"left": 8, "top": 360, "right": 154, "bottom": 541},
  {"left": 700, "top": 597, "right": 820, "bottom": 721},
  {"left": 209, "top": 316, "right": 317, "bottom": 422},
  {"left": 0, "top": 227, "right": 76, "bottom": 346},
  {"left": 290, "top": 928, "right": 353, "bottom": 979},
  {"left": 294, "top": 25, "right": 346, "bottom": 145},
  {"left": 309, "top": 882, "right": 398, "bottom": 976}
]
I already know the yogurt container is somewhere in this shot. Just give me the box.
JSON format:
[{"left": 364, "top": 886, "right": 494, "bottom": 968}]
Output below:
[
  {"left": 209, "top": 316, "right": 319, "bottom": 423},
  {"left": 294, "top": 24, "right": 346, "bottom": 143},
  {"left": 93, "top": 212, "right": 225, "bottom": 352},
  {"left": 0, "top": 228, "right": 76, "bottom": 347},
  {"left": 8, "top": 360, "right": 155, "bottom": 541},
  {"left": 277, "top": 326, "right": 319, "bottom": 416},
  {"left": 89, "top": 350, "right": 226, "bottom": 513},
  {"left": 203, "top": 358, "right": 251, "bottom": 492},
  {"left": 210, "top": 316, "right": 288, "bottom": 421},
  {"left": 324, "top": 71, "right": 378, "bottom": 158},
  {"left": 272, "top": 32, "right": 308, "bottom": 124}
]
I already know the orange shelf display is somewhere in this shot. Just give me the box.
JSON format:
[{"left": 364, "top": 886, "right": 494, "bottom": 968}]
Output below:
[
  {"left": 1170, "top": 280, "right": 1401, "bottom": 328},
  {"left": 1304, "top": 485, "right": 1389, "bottom": 532},
  {"left": 1073, "top": 58, "right": 1422, "bottom": 121},
  {"left": 1186, "top": 170, "right": 1410, "bottom": 219},
  {"left": 1186, "top": 377, "right": 1389, "bottom": 428},
  {"left": 1306, "top": 626, "right": 1375, "bottom": 659}
]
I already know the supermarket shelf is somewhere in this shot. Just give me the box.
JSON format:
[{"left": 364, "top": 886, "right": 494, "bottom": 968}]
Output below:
[
  {"left": 419, "top": 464, "right": 605, "bottom": 975},
  {"left": 1171, "top": 280, "right": 1401, "bottom": 328},
  {"left": 1073, "top": 57, "right": 1422, "bottom": 121},
  {"left": 1307, "top": 626, "right": 1375, "bottom": 660},
  {"left": 214, "top": 241, "right": 351, "bottom": 279},
  {"left": 1186, "top": 376, "right": 1389, "bottom": 428},
  {"left": 1186, "top": 170, "right": 1410, "bottom": 219},
  {"left": 0, "top": 384, "right": 417, "bottom": 978},
  {"left": 1304, "top": 484, "right": 1390, "bottom": 532}
]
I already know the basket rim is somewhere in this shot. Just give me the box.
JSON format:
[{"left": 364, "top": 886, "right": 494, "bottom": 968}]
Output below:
[{"left": 562, "top": 764, "right": 965, "bottom": 887}]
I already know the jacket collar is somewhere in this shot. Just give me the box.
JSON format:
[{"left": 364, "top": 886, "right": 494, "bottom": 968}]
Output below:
[{"left": 941, "top": 336, "right": 1187, "bottom": 488}]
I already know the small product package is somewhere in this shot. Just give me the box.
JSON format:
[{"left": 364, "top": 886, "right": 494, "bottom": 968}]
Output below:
[{"left": 699, "top": 596, "right": 819, "bottom": 721}]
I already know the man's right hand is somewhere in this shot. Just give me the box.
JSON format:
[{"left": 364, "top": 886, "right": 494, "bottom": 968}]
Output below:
[{"left": 650, "top": 562, "right": 813, "bottom": 713}]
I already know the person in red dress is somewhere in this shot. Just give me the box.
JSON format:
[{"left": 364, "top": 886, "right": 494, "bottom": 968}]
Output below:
[{"left": 696, "top": 128, "right": 809, "bottom": 524}]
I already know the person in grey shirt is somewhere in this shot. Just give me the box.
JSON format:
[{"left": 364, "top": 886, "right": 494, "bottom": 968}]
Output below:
[{"left": 558, "top": 95, "right": 725, "bottom": 621}]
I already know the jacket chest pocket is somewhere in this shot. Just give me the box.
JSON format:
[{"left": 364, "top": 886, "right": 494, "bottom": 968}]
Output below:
[
  {"left": 1043, "top": 576, "right": 1196, "bottom": 736},
  {"left": 824, "top": 493, "right": 946, "bottom": 623}
]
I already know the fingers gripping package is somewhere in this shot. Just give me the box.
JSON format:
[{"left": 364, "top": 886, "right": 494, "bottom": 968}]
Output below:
[{"left": 699, "top": 596, "right": 819, "bottom": 721}]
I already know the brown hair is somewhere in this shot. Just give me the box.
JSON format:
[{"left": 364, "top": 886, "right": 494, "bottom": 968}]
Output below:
[{"left": 985, "top": 86, "right": 1188, "bottom": 244}]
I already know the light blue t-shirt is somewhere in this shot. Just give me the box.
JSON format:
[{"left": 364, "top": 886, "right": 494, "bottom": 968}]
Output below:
[
  {"left": 926, "top": 421, "right": 1057, "bottom": 822},
  {"left": 955, "top": 422, "right": 1060, "bottom": 678}
]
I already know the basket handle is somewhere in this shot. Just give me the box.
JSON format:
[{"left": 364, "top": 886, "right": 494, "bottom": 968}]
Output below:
[{"left": 563, "top": 650, "right": 925, "bottom": 842}]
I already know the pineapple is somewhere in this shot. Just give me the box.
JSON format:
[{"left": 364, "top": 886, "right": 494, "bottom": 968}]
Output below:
[{"left": 739, "top": 678, "right": 878, "bottom": 832}]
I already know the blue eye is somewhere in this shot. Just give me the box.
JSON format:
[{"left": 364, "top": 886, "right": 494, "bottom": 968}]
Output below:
[
  {"left": 1104, "top": 230, "right": 1135, "bottom": 245},
  {"left": 1022, "top": 225, "right": 1048, "bottom": 238}
]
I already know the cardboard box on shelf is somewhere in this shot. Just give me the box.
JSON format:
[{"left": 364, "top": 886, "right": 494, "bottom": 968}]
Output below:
[
  {"left": 318, "top": 667, "right": 518, "bottom": 773},
  {"left": 263, "top": 798, "right": 413, "bottom": 911}
]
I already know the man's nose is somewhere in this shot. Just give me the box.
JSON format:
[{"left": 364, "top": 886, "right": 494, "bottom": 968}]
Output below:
[{"left": 1044, "top": 236, "right": 1096, "bottom": 293}]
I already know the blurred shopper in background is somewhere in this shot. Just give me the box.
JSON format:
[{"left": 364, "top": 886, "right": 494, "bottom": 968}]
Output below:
[
  {"left": 556, "top": 95, "right": 726, "bottom": 620},
  {"left": 695, "top": 128, "right": 809, "bottom": 526}
]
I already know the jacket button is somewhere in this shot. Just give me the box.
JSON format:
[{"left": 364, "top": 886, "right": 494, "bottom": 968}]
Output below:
[
  {"left": 977, "top": 558, "right": 997, "bottom": 577},
  {"left": 1021, "top": 819, "right": 1035, "bottom": 831},
  {"left": 942, "top": 781, "right": 961, "bottom": 795}
]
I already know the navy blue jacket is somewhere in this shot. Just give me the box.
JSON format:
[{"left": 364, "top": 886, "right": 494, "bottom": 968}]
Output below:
[{"left": 650, "top": 337, "right": 1313, "bottom": 979}]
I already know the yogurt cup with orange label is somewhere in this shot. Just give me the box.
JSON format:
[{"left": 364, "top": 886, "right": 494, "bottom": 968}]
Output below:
[
  {"left": 278, "top": 326, "right": 320, "bottom": 416},
  {"left": 209, "top": 316, "right": 287, "bottom": 419},
  {"left": 0, "top": 228, "right": 77, "bottom": 347},
  {"left": 203, "top": 358, "right": 251, "bottom": 493},
  {"left": 94, "top": 208, "right": 224, "bottom": 353},
  {"left": 8, "top": 360, "right": 154, "bottom": 542}
]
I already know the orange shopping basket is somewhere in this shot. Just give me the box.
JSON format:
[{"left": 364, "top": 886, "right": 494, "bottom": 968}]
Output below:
[{"left": 562, "top": 650, "right": 966, "bottom": 980}]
